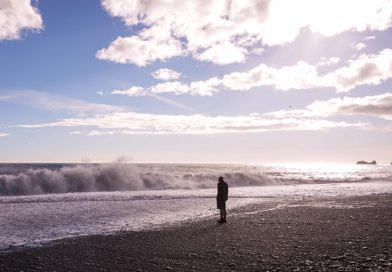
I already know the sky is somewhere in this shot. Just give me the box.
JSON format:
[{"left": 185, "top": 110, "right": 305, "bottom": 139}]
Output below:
[{"left": 0, "top": 0, "right": 391, "bottom": 164}]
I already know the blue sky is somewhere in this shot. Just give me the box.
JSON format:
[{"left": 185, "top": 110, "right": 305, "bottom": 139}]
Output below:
[{"left": 0, "top": 0, "right": 391, "bottom": 164}]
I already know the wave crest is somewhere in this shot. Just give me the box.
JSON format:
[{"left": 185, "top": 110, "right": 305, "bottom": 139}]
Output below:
[{"left": 0, "top": 164, "right": 276, "bottom": 196}]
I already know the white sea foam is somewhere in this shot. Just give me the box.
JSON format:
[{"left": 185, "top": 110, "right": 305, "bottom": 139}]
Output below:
[{"left": 1, "top": 180, "right": 392, "bottom": 251}]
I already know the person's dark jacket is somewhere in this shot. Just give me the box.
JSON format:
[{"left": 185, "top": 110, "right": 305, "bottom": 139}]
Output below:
[{"left": 217, "top": 181, "right": 228, "bottom": 202}]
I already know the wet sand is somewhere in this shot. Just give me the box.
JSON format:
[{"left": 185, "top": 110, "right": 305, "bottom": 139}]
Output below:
[{"left": 1, "top": 194, "right": 392, "bottom": 271}]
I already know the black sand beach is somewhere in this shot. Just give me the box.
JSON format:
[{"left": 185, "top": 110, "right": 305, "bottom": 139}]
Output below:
[{"left": 1, "top": 194, "right": 392, "bottom": 271}]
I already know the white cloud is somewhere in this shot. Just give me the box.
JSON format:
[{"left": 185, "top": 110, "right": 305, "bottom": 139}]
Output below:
[
  {"left": 353, "top": 42, "right": 367, "bottom": 51},
  {"left": 70, "top": 130, "right": 116, "bottom": 136},
  {"left": 188, "top": 77, "right": 221, "bottom": 96},
  {"left": 17, "top": 111, "right": 365, "bottom": 134},
  {"left": 265, "top": 93, "right": 392, "bottom": 120},
  {"left": 110, "top": 77, "right": 221, "bottom": 97},
  {"left": 0, "top": 90, "right": 125, "bottom": 115},
  {"left": 318, "top": 57, "right": 340, "bottom": 66},
  {"left": 299, "top": 0, "right": 392, "bottom": 37},
  {"left": 151, "top": 68, "right": 182, "bottom": 81},
  {"left": 326, "top": 49, "right": 392, "bottom": 92},
  {"left": 251, "top": 47, "right": 265, "bottom": 55},
  {"left": 150, "top": 81, "right": 191, "bottom": 95},
  {"left": 96, "top": 36, "right": 184, "bottom": 66},
  {"left": 222, "top": 61, "right": 323, "bottom": 91},
  {"left": 99, "top": 0, "right": 392, "bottom": 66},
  {"left": 111, "top": 86, "right": 146, "bottom": 97},
  {"left": 364, "top": 36, "right": 376, "bottom": 40},
  {"left": 0, "top": 0, "right": 43, "bottom": 40},
  {"left": 194, "top": 42, "right": 247, "bottom": 65},
  {"left": 222, "top": 48, "right": 392, "bottom": 93},
  {"left": 0, "top": 133, "right": 10, "bottom": 137},
  {"left": 86, "top": 130, "right": 116, "bottom": 136},
  {"left": 69, "top": 131, "right": 84, "bottom": 135}
]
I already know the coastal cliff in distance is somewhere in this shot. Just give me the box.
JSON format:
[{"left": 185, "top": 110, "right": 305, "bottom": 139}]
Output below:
[{"left": 357, "top": 160, "right": 377, "bottom": 165}]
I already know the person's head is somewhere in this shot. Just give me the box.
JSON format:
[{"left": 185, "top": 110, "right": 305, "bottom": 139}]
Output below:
[{"left": 218, "top": 176, "right": 224, "bottom": 182}]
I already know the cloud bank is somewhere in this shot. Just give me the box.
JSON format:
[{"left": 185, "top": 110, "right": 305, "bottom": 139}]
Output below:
[
  {"left": 265, "top": 93, "right": 392, "bottom": 120},
  {"left": 110, "top": 49, "right": 392, "bottom": 96},
  {"left": 17, "top": 110, "right": 365, "bottom": 135},
  {"left": 98, "top": 0, "right": 392, "bottom": 66},
  {"left": 17, "top": 93, "right": 392, "bottom": 135}
]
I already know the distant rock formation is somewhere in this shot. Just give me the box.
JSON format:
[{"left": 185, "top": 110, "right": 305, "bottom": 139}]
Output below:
[{"left": 356, "top": 160, "right": 377, "bottom": 165}]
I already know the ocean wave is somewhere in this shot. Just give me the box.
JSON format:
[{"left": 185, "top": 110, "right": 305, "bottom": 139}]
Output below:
[
  {"left": 0, "top": 163, "right": 278, "bottom": 196},
  {"left": 1, "top": 163, "right": 390, "bottom": 196}
]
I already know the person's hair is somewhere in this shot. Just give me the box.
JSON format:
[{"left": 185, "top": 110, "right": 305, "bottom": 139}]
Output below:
[{"left": 218, "top": 176, "right": 224, "bottom": 181}]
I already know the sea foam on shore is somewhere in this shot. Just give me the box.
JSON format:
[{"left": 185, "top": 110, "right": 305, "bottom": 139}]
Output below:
[{"left": 1, "top": 180, "right": 392, "bottom": 251}]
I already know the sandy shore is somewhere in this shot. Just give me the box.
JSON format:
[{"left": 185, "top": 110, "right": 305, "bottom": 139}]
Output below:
[{"left": 1, "top": 193, "right": 392, "bottom": 271}]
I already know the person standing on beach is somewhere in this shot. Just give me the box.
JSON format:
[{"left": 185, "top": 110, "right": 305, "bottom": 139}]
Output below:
[{"left": 217, "top": 176, "right": 228, "bottom": 223}]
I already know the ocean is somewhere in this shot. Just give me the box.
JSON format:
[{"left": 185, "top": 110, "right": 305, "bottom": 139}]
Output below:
[{"left": 1, "top": 163, "right": 391, "bottom": 250}]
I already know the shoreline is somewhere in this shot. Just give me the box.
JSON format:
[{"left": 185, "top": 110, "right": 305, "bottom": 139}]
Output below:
[
  {"left": 1, "top": 193, "right": 392, "bottom": 271},
  {"left": 2, "top": 180, "right": 391, "bottom": 253}
]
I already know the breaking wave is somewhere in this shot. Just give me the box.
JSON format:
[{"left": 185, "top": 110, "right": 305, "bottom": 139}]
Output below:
[
  {"left": 0, "top": 163, "right": 278, "bottom": 196},
  {"left": 1, "top": 162, "right": 390, "bottom": 196}
]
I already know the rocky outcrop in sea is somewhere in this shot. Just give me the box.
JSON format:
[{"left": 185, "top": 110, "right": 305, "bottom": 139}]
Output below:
[{"left": 356, "top": 160, "right": 377, "bottom": 165}]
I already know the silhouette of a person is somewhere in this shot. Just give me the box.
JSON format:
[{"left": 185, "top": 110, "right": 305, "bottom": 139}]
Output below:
[{"left": 217, "top": 176, "right": 228, "bottom": 223}]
